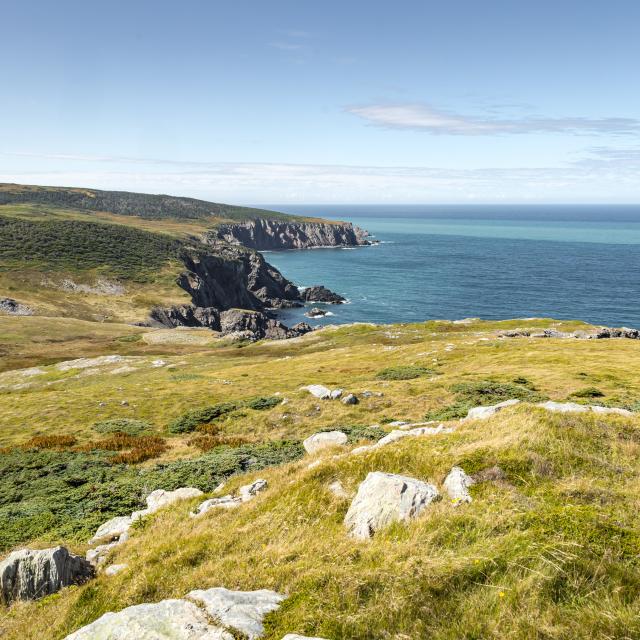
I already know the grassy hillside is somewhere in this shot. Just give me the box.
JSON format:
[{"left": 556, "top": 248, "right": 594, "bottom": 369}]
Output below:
[
  {"left": 1, "top": 317, "right": 639, "bottom": 638},
  {"left": 0, "top": 183, "right": 303, "bottom": 223}
]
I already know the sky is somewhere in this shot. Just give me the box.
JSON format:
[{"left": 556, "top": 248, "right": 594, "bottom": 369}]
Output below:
[{"left": 1, "top": 0, "right": 640, "bottom": 204}]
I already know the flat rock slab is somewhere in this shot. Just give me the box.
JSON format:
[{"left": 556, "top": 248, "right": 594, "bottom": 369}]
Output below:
[
  {"left": 303, "top": 431, "right": 348, "bottom": 454},
  {"left": 64, "top": 599, "right": 233, "bottom": 639},
  {"left": 344, "top": 472, "right": 440, "bottom": 539},
  {"left": 538, "top": 401, "right": 633, "bottom": 416},
  {"left": 1, "top": 546, "right": 94, "bottom": 604},
  {"left": 187, "top": 587, "right": 285, "bottom": 640},
  {"left": 191, "top": 496, "right": 242, "bottom": 517},
  {"left": 301, "top": 385, "right": 332, "bottom": 399}
]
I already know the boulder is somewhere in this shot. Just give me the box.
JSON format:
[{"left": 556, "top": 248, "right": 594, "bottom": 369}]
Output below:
[
  {"left": 303, "top": 431, "right": 348, "bottom": 454},
  {"left": 344, "top": 472, "right": 440, "bottom": 539},
  {"left": 330, "top": 388, "right": 344, "bottom": 399},
  {"left": 187, "top": 587, "right": 285, "bottom": 640},
  {"left": 64, "top": 599, "right": 233, "bottom": 639},
  {"left": 375, "top": 424, "right": 453, "bottom": 447},
  {"left": 86, "top": 541, "right": 121, "bottom": 565},
  {"left": 89, "top": 515, "right": 133, "bottom": 544},
  {"left": 239, "top": 479, "right": 268, "bottom": 502},
  {"left": 306, "top": 307, "right": 327, "bottom": 318},
  {"left": 590, "top": 405, "right": 633, "bottom": 416},
  {"left": 301, "top": 286, "right": 346, "bottom": 304},
  {"left": 301, "top": 384, "right": 332, "bottom": 399},
  {"left": 1, "top": 546, "right": 94, "bottom": 604},
  {"left": 464, "top": 399, "right": 520, "bottom": 421},
  {"left": 443, "top": 467, "right": 474, "bottom": 505},
  {"left": 341, "top": 393, "right": 358, "bottom": 405},
  {"left": 0, "top": 297, "right": 33, "bottom": 316}
]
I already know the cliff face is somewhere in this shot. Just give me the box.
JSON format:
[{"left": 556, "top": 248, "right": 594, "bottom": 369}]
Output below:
[{"left": 211, "top": 219, "right": 372, "bottom": 250}]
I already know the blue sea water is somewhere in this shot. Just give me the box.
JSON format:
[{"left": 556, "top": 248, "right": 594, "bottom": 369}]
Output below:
[{"left": 260, "top": 205, "right": 640, "bottom": 328}]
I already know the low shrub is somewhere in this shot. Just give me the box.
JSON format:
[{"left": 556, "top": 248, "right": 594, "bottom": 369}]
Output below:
[
  {"left": 24, "top": 435, "right": 77, "bottom": 450},
  {"left": 93, "top": 418, "right": 152, "bottom": 436},
  {"left": 425, "top": 379, "right": 547, "bottom": 421},
  {"left": 188, "top": 434, "right": 252, "bottom": 452},
  {"left": 570, "top": 387, "right": 605, "bottom": 398},
  {"left": 245, "top": 396, "right": 282, "bottom": 411},
  {"left": 81, "top": 434, "right": 168, "bottom": 464},
  {"left": 167, "top": 402, "right": 240, "bottom": 434},
  {"left": 376, "top": 365, "right": 435, "bottom": 381}
]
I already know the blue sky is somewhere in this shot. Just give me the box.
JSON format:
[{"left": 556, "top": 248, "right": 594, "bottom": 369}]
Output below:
[{"left": 1, "top": 0, "right": 640, "bottom": 204}]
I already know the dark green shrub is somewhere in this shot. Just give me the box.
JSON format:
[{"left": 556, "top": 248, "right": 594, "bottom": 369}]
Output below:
[
  {"left": 376, "top": 365, "right": 435, "bottom": 381},
  {"left": 245, "top": 396, "right": 282, "bottom": 411},
  {"left": 93, "top": 418, "right": 152, "bottom": 436},
  {"left": 167, "top": 402, "right": 240, "bottom": 434},
  {"left": 570, "top": 387, "right": 605, "bottom": 399}
]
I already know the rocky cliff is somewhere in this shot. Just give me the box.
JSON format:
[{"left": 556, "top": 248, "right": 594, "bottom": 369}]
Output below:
[{"left": 211, "top": 219, "right": 372, "bottom": 250}]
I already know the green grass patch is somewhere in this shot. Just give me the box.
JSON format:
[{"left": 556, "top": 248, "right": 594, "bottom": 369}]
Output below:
[
  {"left": 376, "top": 365, "right": 435, "bottom": 381},
  {"left": 93, "top": 418, "right": 152, "bottom": 436}
]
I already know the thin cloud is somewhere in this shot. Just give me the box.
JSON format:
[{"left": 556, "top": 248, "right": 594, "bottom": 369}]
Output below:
[{"left": 347, "top": 103, "right": 640, "bottom": 136}]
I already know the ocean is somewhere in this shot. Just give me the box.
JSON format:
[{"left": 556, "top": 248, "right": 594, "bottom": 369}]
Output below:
[{"left": 261, "top": 205, "right": 640, "bottom": 328}]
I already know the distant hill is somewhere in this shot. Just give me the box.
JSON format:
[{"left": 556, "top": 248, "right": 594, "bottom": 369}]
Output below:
[{"left": 0, "top": 183, "right": 300, "bottom": 222}]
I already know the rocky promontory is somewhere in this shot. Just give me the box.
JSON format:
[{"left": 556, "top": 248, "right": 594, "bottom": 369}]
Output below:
[{"left": 212, "top": 218, "right": 372, "bottom": 250}]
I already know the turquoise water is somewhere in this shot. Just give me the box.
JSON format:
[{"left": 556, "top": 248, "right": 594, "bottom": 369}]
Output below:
[{"left": 262, "top": 205, "right": 640, "bottom": 327}]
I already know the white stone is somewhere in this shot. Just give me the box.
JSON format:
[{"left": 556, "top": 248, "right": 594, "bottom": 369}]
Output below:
[
  {"left": 86, "top": 541, "right": 120, "bottom": 565},
  {"left": 329, "top": 388, "right": 344, "bottom": 399},
  {"left": 186, "top": 588, "right": 286, "bottom": 640},
  {"left": 374, "top": 424, "right": 453, "bottom": 448},
  {"left": 537, "top": 401, "right": 589, "bottom": 413},
  {"left": 590, "top": 405, "right": 634, "bottom": 416},
  {"left": 301, "top": 385, "right": 332, "bottom": 399},
  {"left": 239, "top": 479, "right": 268, "bottom": 502},
  {"left": 303, "top": 431, "right": 348, "bottom": 454},
  {"left": 142, "top": 487, "right": 204, "bottom": 515},
  {"left": 464, "top": 399, "right": 521, "bottom": 421},
  {"left": 443, "top": 467, "right": 474, "bottom": 505},
  {"left": 104, "top": 564, "right": 127, "bottom": 576},
  {"left": 191, "top": 496, "right": 242, "bottom": 517},
  {"left": 341, "top": 393, "right": 358, "bottom": 405},
  {"left": 282, "top": 636, "right": 329, "bottom": 640},
  {"left": 64, "top": 599, "right": 232, "bottom": 639},
  {"left": 328, "top": 480, "right": 348, "bottom": 498},
  {"left": 344, "top": 472, "right": 440, "bottom": 539},
  {"left": 397, "top": 421, "right": 438, "bottom": 430},
  {"left": 387, "top": 421, "right": 408, "bottom": 427},
  {"left": 89, "top": 515, "right": 133, "bottom": 545},
  {"left": 56, "top": 355, "right": 126, "bottom": 371}
]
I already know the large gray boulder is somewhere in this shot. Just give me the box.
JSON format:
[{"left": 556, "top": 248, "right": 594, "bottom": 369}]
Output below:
[
  {"left": 135, "top": 487, "right": 204, "bottom": 517},
  {"left": 303, "top": 431, "right": 348, "bottom": 454},
  {"left": 187, "top": 587, "right": 285, "bottom": 640},
  {"left": 64, "top": 588, "right": 286, "bottom": 640},
  {"left": 64, "top": 599, "right": 233, "bottom": 639},
  {"left": 344, "top": 472, "right": 440, "bottom": 539},
  {"left": 0, "top": 546, "right": 94, "bottom": 604}
]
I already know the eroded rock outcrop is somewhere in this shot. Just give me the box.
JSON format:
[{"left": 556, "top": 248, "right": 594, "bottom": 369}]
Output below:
[
  {"left": 0, "top": 546, "right": 94, "bottom": 604},
  {"left": 344, "top": 472, "right": 440, "bottom": 539},
  {"left": 301, "top": 285, "right": 346, "bottom": 304}
]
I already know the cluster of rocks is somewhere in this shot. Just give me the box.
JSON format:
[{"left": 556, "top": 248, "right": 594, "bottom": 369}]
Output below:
[
  {"left": 0, "top": 297, "right": 33, "bottom": 316},
  {"left": 87, "top": 487, "right": 204, "bottom": 565},
  {"left": 344, "top": 467, "right": 475, "bottom": 539},
  {"left": 499, "top": 326, "right": 640, "bottom": 340},
  {"left": 63, "top": 585, "right": 327, "bottom": 639},
  {"left": 300, "top": 286, "right": 346, "bottom": 304},
  {"left": 301, "top": 385, "right": 358, "bottom": 405}
]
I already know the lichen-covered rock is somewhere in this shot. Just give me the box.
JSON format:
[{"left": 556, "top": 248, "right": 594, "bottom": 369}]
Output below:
[
  {"left": 187, "top": 587, "right": 285, "bottom": 640},
  {"left": 303, "top": 431, "right": 348, "bottom": 454},
  {"left": 443, "top": 467, "right": 474, "bottom": 505},
  {"left": 0, "top": 546, "right": 94, "bottom": 604},
  {"left": 64, "top": 599, "right": 233, "bottom": 639},
  {"left": 464, "top": 399, "right": 520, "bottom": 421},
  {"left": 344, "top": 472, "right": 440, "bottom": 539},
  {"left": 239, "top": 479, "right": 268, "bottom": 502}
]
